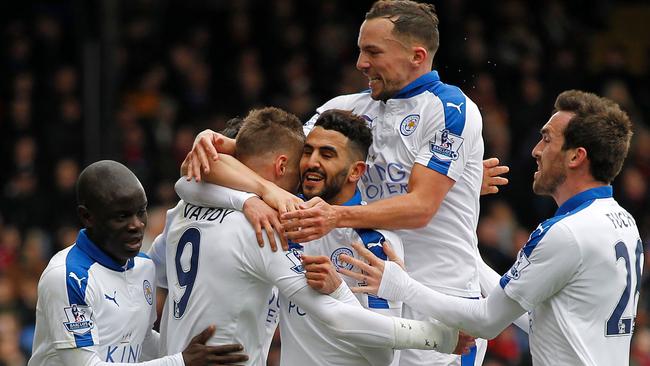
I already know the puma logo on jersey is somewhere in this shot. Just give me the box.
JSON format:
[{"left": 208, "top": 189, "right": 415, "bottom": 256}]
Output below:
[
  {"left": 366, "top": 242, "right": 383, "bottom": 249},
  {"left": 445, "top": 101, "right": 464, "bottom": 113},
  {"left": 69, "top": 272, "right": 86, "bottom": 288},
  {"left": 105, "top": 291, "right": 119, "bottom": 307}
]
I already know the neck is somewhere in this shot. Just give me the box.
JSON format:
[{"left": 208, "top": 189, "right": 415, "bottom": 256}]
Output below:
[
  {"left": 552, "top": 178, "right": 606, "bottom": 207},
  {"left": 85, "top": 230, "right": 128, "bottom": 266}
]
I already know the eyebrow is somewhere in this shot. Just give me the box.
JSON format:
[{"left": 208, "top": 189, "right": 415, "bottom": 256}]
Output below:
[{"left": 319, "top": 145, "right": 338, "bottom": 155}]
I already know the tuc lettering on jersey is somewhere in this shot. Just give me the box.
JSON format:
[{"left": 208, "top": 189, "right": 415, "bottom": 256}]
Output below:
[
  {"left": 429, "top": 129, "right": 464, "bottom": 161},
  {"left": 361, "top": 162, "right": 408, "bottom": 200},
  {"left": 182, "top": 203, "right": 235, "bottom": 223}
]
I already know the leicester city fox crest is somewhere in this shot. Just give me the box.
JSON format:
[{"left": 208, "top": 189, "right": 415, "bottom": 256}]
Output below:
[
  {"left": 400, "top": 114, "right": 420, "bottom": 136},
  {"left": 330, "top": 247, "right": 354, "bottom": 271},
  {"left": 429, "top": 129, "right": 464, "bottom": 161}
]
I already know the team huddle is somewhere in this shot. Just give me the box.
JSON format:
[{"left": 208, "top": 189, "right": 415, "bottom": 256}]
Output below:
[{"left": 28, "top": 1, "right": 642, "bottom": 366}]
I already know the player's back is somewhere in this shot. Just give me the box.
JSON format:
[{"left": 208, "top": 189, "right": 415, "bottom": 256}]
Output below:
[
  {"left": 529, "top": 196, "right": 643, "bottom": 365},
  {"left": 162, "top": 200, "right": 273, "bottom": 365}
]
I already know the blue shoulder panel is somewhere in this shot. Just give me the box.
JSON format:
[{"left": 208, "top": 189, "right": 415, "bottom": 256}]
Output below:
[
  {"left": 354, "top": 229, "right": 389, "bottom": 309},
  {"left": 65, "top": 245, "right": 96, "bottom": 347},
  {"left": 499, "top": 197, "right": 598, "bottom": 289},
  {"left": 426, "top": 80, "right": 468, "bottom": 176}
]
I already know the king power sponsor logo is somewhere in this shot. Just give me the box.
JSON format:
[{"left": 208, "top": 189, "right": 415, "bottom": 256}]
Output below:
[{"left": 360, "top": 162, "right": 408, "bottom": 200}]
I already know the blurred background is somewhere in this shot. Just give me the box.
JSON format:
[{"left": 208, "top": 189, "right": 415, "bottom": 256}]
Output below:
[{"left": 0, "top": 0, "right": 649, "bottom": 365}]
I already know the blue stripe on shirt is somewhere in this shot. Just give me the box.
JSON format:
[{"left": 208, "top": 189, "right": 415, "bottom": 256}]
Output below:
[
  {"left": 354, "top": 228, "right": 390, "bottom": 309},
  {"left": 499, "top": 187, "right": 611, "bottom": 288},
  {"left": 65, "top": 244, "right": 96, "bottom": 347}
]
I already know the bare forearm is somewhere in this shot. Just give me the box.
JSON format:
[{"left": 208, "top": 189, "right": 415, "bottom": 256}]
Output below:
[
  {"left": 182, "top": 154, "right": 272, "bottom": 197},
  {"left": 335, "top": 192, "right": 436, "bottom": 230}
]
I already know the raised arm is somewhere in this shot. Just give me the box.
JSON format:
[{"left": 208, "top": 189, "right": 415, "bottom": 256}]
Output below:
[
  {"left": 182, "top": 154, "right": 302, "bottom": 214},
  {"left": 282, "top": 163, "right": 453, "bottom": 242}
]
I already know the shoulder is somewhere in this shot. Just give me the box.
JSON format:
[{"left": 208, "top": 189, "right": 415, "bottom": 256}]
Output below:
[
  {"left": 422, "top": 83, "right": 480, "bottom": 134},
  {"left": 522, "top": 215, "right": 579, "bottom": 260},
  {"left": 317, "top": 92, "right": 373, "bottom": 113}
]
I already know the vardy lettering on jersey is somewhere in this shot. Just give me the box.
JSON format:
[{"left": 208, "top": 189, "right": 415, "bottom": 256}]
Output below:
[
  {"left": 105, "top": 343, "right": 141, "bottom": 363},
  {"left": 361, "top": 162, "right": 408, "bottom": 200},
  {"left": 605, "top": 210, "right": 636, "bottom": 229},
  {"left": 183, "top": 203, "right": 235, "bottom": 223}
]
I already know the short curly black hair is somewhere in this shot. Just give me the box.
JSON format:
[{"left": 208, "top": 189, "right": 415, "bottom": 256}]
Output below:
[{"left": 314, "top": 109, "right": 372, "bottom": 161}]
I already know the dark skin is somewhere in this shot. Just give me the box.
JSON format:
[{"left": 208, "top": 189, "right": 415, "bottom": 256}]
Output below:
[{"left": 76, "top": 160, "right": 249, "bottom": 365}]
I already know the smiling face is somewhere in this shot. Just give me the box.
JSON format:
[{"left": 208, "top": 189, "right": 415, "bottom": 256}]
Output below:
[
  {"left": 531, "top": 111, "right": 573, "bottom": 197},
  {"left": 356, "top": 18, "right": 418, "bottom": 101},
  {"left": 300, "top": 127, "right": 357, "bottom": 204}
]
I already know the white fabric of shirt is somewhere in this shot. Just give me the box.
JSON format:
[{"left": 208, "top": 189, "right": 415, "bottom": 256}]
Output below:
[
  {"left": 379, "top": 186, "right": 643, "bottom": 366},
  {"left": 279, "top": 190, "right": 405, "bottom": 366},
  {"left": 304, "top": 71, "right": 484, "bottom": 299},
  {"left": 150, "top": 199, "right": 459, "bottom": 366},
  {"left": 29, "top": 230, "right": 179, "bottom": 366}
]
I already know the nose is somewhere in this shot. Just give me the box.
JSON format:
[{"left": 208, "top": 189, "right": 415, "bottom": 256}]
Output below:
[
  {"left": 531, "top": 140, "right": 542, "bottom": 159},
  {"left": 306, "top": 152, "right": 321, "bottom": 169},
  {"left": 356, "top": 52, "right": 369, "bottom": 72},
  {"left": 127, "top": 214, "right": 146, "bottom": 232}
]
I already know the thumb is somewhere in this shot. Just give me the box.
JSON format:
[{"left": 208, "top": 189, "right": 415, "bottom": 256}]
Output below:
[{"left": 191, "top": 325, "right": 216, "bottom": 345}]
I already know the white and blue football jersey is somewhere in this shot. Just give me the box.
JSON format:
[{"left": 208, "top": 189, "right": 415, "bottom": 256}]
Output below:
[
  {"left": 29, "top": 229, "right": 157, "bottom": 365},
  {"left": 305, "top": 70, "right": 486, "bottom": 366},
  {"left": 305, "top": 71, "right": 484, "bottom": 299},
  {"left": 279, "top": 189, "right": 403, "bottom": 366},
  {"left": 500, "top": 186, "right": 643, "bottom": 365},
  {"left": 152, "top": 200, "right": 306, "bottom": 366}
]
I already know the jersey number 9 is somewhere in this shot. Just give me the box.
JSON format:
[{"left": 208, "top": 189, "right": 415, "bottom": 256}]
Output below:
[{"left": 173, "top": 228, "right": 201, "bottom": 319}]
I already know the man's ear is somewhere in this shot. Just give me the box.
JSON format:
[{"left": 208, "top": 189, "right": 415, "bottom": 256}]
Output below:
[
  {"left": 78, "top": 205, "right": 93, "bottom": 228},
  {"left": 568, "top": 147, "right": 588, "bottom": 169},
  {"left": 347, "top": 161, "right": 367, "bottom": 184},
  {"left": 275, "top": 155, "right": 289, "bottom": 177},
  {"left": 412, "top": 46, "right": 428, "bottom": 67}
]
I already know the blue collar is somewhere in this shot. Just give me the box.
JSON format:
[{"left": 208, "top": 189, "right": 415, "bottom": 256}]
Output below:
[
  {"left": 555, "top": 186, "right": 612, "bottom": 217},
  {"left": 393, "top": 71, "right": 440, "bottom": 99},
  {"left": 75, "top": 229, "right": 135, "bottom": 272},
  {"left": 341, "top": 188, "right": 363, "bottom": 206}
]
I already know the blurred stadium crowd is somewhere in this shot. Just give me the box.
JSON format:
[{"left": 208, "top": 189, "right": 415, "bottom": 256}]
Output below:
[{"left": 1, "top": 1, "right": 649, "bottom": 365}]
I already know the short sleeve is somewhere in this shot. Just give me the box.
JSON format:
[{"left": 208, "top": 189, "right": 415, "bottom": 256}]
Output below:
[
  {"left": 414, "top": 95, "right": 481, "bottom": 182},
  {"left": 500, "top": 222, "right": 580, "bottom": 311},
  {"left": 39, "top": 266, "right": 99, "bottom": 350}
]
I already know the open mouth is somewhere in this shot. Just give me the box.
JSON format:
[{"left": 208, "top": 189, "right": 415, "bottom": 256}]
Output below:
[
  {"left": 303, "top": 172, "right": 324, "bottom": 183},
  {"left": 125, "top": 237, "right": 143, "bottom": 251}
]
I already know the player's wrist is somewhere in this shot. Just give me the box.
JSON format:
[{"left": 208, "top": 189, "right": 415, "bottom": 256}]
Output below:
[
  {"left": 328, "top": 278, "right": 348, "bottom": 297},
  {"left": 377, "top": 261, "right": 410, "bottom": 301}
]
